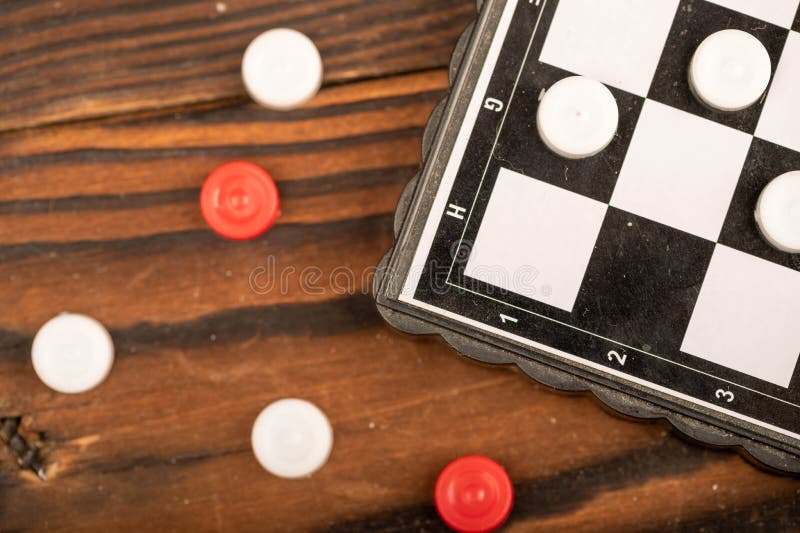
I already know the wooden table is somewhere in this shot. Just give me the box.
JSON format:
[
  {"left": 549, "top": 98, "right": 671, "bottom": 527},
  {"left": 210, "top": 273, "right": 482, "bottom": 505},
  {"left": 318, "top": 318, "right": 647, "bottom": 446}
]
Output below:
[{"left": 1, "top": 1, "right": 798, "bottom": 530}]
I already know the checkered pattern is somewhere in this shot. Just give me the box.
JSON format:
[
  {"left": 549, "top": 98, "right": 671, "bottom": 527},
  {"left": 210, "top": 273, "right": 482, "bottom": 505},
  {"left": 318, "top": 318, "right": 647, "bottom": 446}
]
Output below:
[
  {"left": 706, "top": 0, "right": 800, "bottom": 28},
  {"left": 485, "top": 0, "right": 800, "bottom": 386}
]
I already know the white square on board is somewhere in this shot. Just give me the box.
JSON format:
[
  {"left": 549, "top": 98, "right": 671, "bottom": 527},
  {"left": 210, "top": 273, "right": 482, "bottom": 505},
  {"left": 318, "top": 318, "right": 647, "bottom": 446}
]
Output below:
[
  {"left": 464, "top": 168, "right": 607, "bottom": 312},
  {"left": 539, "top": 0, "right": 680, "bottom": 96},
  {"left": 705, "top": 0, "right": 800, "bottom": 28},
  {"left": 757, "top": 32, "right": 800, "bottom": 152},
  {"left": 610, "top": 100, "right": 752, "bottom": 241},
  {"left": 681, "top": 245, "right": 800, "bottom": 388}
]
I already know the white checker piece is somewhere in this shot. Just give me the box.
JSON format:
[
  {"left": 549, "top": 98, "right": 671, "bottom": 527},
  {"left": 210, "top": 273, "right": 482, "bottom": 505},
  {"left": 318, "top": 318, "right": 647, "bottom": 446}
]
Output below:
[
  {"left": 689, "top": 29, "right": 772, "bottom": 112},
  {"left": 756, "top": 171, "right": 800, "bottom": 253},
  {"left": 706, "top": 0, "right": 800, "bottom": 28},
  {"left": 32, "top": 313, "right": 114, "bottom": 394},
  {"left": 465, "top": 168, "right": 607, "bottom": 313},
  {"left": 610, "top": 100, "right": 752, "bottom": 242},
  {"left": 757, "top": 31, "right": 800, "bottom": 152},
  {"left": 540, "top": 0, "right": 680, "bottom": 96},
  {"left": 251, "top": 398, "right": 333, "bottom": 479},
  {"left": 682, "top": 246, "right": 800, "bottom": 388},
  {"left": 537, "top": 76, "right": 620, "bottom": 159},
  {"left": 242, "top": 28, "right": 323, "bottom": 111}
]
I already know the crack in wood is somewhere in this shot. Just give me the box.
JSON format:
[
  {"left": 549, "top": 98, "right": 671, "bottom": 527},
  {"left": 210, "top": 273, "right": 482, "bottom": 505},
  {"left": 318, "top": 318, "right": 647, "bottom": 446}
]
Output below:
[{"left": 0, "top": 417, "right": 46, "bottom": 481}]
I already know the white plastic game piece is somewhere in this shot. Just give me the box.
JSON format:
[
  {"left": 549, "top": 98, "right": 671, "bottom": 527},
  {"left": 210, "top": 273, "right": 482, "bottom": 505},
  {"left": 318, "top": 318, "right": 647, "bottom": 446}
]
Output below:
[
  {"left": 537, "top": 76, "right": 619, "bottom": 159},
  {"left": 755, "top": 171, "right": 800, "bottom": 253},
  {"left": 689, "top": 29, "right": 771, "bottom": 112},
  {"left": 31, "top": 313, "right": 114, "bottom": 394},
  {"left": 241, "top": 28, "right": 323, "bottom": 111},
  {"left": 251, "top": 398, "right": 333, "bottom": 479}
]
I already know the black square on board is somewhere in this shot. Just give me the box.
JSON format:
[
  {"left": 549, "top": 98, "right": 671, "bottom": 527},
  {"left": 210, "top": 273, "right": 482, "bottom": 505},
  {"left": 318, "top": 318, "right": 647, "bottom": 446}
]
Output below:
[
  {"left": 573, "top": 207, "right": 715, "bottom": 356},
  {"left": 492, "top": 62, "right": 644, "bottom": 204},
  {"left": 648, "top": 0, "right": 789, "bottom": 134},
  {"left": 719, "top": 137, "right": 800, "bottom": 271},
  {"left": 794, "top": 7, "right": 800, "bottom": 32}
]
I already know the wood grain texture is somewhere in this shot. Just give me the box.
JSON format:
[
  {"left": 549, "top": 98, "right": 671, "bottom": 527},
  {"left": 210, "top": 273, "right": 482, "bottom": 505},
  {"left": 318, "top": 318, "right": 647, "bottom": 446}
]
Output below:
[
  {"left": 1, "top": 1, "right": 799, "bottom": 531},
  {"left": 0, "top": 0, "right": 472, "bottom": 131}
]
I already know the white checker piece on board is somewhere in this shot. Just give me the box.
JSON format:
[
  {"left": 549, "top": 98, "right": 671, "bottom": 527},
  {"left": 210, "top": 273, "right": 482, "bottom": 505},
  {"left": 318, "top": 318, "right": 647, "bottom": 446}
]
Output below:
[
  {"left": 756, "top": 171, "right": 800, "bottom": 253},
  {"left": 537, "top": 76, "right": 619, "bottom": 159},
  {"left": 610, "top": 100, "right": 752, "bottom": 242},
  {"left": 539, "top": 0, "right": 680, "bottom": 96},
  {"left": 706, "top": 0, "right": 800, "bottom": 28},
  {"left": 689, "top": 29, "right": 772, "bottom": 112},
  {"left": 465, "top": 168, "right": 607, "bottom": 313},
  {"left": 682, "top": 246, "right": 800, "bottom": 388},
  {"left": 756, "top": 31, "right": 800, "bottom": 152}
]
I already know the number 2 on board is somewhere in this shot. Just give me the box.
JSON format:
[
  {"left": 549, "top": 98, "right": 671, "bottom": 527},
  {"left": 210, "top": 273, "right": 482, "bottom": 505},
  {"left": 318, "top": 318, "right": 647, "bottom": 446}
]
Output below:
[{"left": 607, "top": 350, "right": 627, "bottom": 366}]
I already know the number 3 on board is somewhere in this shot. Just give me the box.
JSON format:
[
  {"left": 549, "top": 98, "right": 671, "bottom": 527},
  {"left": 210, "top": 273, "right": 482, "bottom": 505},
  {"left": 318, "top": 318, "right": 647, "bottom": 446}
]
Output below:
[{"left": 715, "top": 389, "right": 735, "bottom": 403}]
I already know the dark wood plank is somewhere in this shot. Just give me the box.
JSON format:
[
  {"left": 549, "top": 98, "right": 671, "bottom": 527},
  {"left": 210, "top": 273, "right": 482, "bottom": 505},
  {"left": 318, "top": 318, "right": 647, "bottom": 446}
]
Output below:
[
  {"left": 0, "top": 70, "right": 445, "bottom": 247},
  {"left": 0, "top": 71, "right": 447, "bottom": 342},
  {"left": 2, "top": 323, "right": 798, "bottom": 531},
  {"left": 0, "top": 0, "right": 473, "bottom": 131}
]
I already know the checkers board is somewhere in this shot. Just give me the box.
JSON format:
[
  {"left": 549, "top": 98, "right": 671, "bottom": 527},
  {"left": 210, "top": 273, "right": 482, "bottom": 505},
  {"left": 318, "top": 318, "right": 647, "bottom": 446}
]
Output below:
[{"left": 375, "top": 0, "right": 800, "bottom": 472}]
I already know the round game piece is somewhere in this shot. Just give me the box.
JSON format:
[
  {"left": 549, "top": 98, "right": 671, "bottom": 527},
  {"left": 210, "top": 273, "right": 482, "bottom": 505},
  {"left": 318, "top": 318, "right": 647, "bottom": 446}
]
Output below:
[
  {"left": 200, "top": 161, "right": 280, "bottom": 240},
  {"left": 434, "top": 455, "right": 513, "bottom": 533},
  {"left": 241, "top": 28, "right": 323, "bottom": 110},
  {"left": 689, "top": 29, "right": 771, "bottom": 112},
  {"left": 537, "top": 76, "right": 619, "bottom": 159},
  {"left": 251, "top": 398, "right": 333, "bottom": 479},
  {"left": 755, "top": 171, "right": 800, "bottom": 253},
  {"left": 31, "top": 313, "right": 114, "bottom": 394}
]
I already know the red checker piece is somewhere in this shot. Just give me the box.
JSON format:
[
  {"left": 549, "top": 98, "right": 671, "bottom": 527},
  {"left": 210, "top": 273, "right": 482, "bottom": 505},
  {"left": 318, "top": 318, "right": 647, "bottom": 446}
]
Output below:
[
  {"left": 435, "top": 455, "right": 514, "bottom": 532},
  {"left": 201, "top": 161, "right": 280, "bottom": 240}
]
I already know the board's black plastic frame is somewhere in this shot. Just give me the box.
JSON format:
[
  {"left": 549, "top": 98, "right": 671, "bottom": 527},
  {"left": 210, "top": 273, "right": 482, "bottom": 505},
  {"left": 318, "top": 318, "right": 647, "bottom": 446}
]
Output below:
[{"left": 373, "top": 0, "right": 800, "bottom": 474}]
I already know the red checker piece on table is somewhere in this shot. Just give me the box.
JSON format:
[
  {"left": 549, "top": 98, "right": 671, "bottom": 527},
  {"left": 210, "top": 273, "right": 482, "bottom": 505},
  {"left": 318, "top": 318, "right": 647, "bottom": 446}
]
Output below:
[
  {"left": 435, "top": 455, "right": 514, "bottom": 532},
  {"left": 201, "top": 161, "right": 280, "bottom": 240}
]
